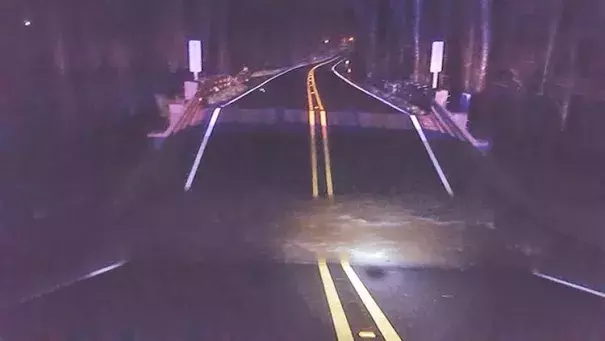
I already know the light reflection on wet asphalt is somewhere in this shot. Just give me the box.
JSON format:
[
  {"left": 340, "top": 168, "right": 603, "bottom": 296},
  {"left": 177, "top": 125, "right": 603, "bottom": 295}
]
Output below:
[{"left": 1, "top": 61, "right": 604, "bottom": 340}]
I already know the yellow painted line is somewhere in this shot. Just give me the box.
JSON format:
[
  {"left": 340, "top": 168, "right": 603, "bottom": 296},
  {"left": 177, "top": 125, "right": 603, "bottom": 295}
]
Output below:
[
  {"left": 318, "top": 259, "right": 355, "bottom": 341},
  {"left": 308, "top": 110, "right": 319, "bottom": 198},
  {"left": 307, "top": 81, "right": 315, "bottom": 111},
  {"left": 306, "top": 70, "right": 320, "bottom": 197},
  {"left": 341, "top": 260, "right": 403, "bottom": 341},
  {"left": 319, "top": 110, "right": 334, "bottom": 197},
  {"left": 308, "top": 62, "right": 334, "bottom": 198},
  {"left": 306, "top": 70, "right": 319, "bottom": 198},
  {"left": 313, "top": 82, "right": 325, "bottom": 112}
]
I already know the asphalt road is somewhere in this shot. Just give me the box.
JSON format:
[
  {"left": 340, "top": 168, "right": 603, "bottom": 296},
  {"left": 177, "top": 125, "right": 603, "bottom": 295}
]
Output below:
[
  {"left": 2, "top": 60, "right": 603, "bottom": 340},
  {"left": 314, "top": 64, "right": 448, "bottom": 197},
  {"left": 2, "top": 262, "right": 603, "bottom": 340}
]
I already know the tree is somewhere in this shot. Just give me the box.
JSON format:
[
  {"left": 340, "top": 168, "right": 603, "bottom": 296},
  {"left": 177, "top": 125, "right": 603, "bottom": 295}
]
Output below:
[
  {"left": 412, "top": 0, "right": 422, "bottom": 82},
  {"left": 475, "top": 0, "right": 491, "bottom": 92}
]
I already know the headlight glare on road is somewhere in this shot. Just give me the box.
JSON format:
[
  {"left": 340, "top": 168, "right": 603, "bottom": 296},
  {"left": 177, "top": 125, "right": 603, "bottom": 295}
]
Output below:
[{"left": 351, "top": 248, "right": 388, "bottom": 263}]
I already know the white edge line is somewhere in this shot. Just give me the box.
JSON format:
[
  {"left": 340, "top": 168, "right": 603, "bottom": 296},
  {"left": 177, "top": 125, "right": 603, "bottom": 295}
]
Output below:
[
  {"left": 184, "top": 107, "right": 222, "bottom": 191},
  {"left": 533, "top": 271, "right": 605, "bottom": 299},
  {"left": 16, "top": 260, "right": 127, "bottom": 306},
  {"left": 331, "top": 61, "right": 409, "bottom": 113},
  {"left": 314, "top": 56, "right": 341, "bottom": 72},
  {"left": 332, "top": 60, "right": 454, "bottom": 197},
  {"left": 82, "top": 261, "right": 126, "bottom": 279},
  {"left": 410, "top": 115, "right": 454, "bottom": 197}
]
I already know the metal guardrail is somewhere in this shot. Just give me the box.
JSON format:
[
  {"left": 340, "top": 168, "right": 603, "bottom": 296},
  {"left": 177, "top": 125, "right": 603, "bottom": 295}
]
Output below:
[
  {"left": 431, "top": 100, "right": 489, "bottom": 150},
  {"left": 431, "top": 101, "right": 468, "bottom": 141},
  {"left": 167, "top": 90, "right": 205, "bottom": 134}
]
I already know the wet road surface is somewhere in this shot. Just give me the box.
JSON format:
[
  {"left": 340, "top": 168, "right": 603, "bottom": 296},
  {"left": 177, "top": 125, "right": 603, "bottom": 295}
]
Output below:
[
  {"left": 1, "top": 59, "right": 604, "bottom": 340},
  {"left": 2, "top": 261, "right": 603, "bottom": 340}
]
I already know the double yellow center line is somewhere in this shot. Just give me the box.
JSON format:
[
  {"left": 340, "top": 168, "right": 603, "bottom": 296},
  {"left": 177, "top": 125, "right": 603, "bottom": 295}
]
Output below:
[
  {"left": 307, "top": 61, "right": 335, "bottom": 198},
  {"left": 309, "top": 60, "right": 402, "bottom": 341},
  {"left": 318, "top": 259, "right": 403, "bottom": 341}
]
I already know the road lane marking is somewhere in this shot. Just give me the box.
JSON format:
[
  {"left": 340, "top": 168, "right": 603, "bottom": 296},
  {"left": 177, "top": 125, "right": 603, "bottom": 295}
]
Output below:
[
  {"left": 313, "top": 79, "right": 326, "bottom": 112},
  {"left": 225, "top": 62, "right": 317, "bottom": 106},
  {"left": 306, "top": 58, "right": 337, "bottom": 198},
  {"left": 533, "top": 271, "right": 605, "bottom": 299},
  {"left": 184, "top": 107, "right": 222, "bottom": 191},
  {"left": 341, "top": 261, "right": 403, "bottom": 341},
  {"left": 331, "top": 61, "right": 409, "bottom": 113},
  {"left": 184, "top": 58, "right": 338, "bottom": 191},
  {"left": 309, "top": 110, "right": 320, "bottom": 198},
  {"left": 318, "top": 259, "right": 355, "bottom": 341},
  {"left": 16, "top": 260, "right": 127, "bottom": 306},
  {"left": 409, "top": 116, "right": 454, "bottom": 197},
  {"left": 83, "top": 261, "right": 125, "bottom": 279},
  {"left": 307, "top": 74, "right": 316, "bottom": 110},
  {"left": 319, "top": 110, "right": 334, "bottom": 197},
  {"left": 309, "top": 61, "right": 332, "bottom": 113},
  {"left": 331, "top": 60, "right": 454, "bottom": 198},
  {"left": 307, "top": 71, "right": 320, "bottom": 197}
]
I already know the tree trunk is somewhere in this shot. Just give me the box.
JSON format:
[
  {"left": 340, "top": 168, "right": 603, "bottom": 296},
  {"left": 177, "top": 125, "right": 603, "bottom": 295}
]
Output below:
[
  {"left": 389, "top": 0, "right": 407, "bottom": 79},
  {"left": 561, "top": 37, "right": 578, "bottom": 129},
  {"left": 412, "top": 0, "right": 422, "bottom": 82},
  {"left": 540, "top": 0, "right": 563, "bottom": 94},
  {"left": 462, "top": 17, "right": 474, "bottom": 91},
  {"left": 475, "top": 0, "right": 491, "bottom": 92}
]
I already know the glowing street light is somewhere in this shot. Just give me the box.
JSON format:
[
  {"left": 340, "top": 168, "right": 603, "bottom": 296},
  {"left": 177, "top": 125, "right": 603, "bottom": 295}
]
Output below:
[
  {"left": 345, "top": 60, "right": 350, "bottom": 65},
  {"left": 348, "top": 37, "right": 355, "bottom": 42},
  {"left": 323, "top": 39, "right": 330, "bottom": 44},
  {"left": 23, "top": 20, "right": 31, "bottom": 27}
]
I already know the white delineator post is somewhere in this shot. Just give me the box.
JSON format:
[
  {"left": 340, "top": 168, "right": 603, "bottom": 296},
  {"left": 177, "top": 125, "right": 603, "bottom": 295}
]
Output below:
[
  {"left": 187, "top": 40, "right": 203, "bottom": 102},
  {"left": 188, "top": 40, "right": 203, "bottom": 81},
  {"left": 430, "top": 41, "right": 444, "bottom": 89}
]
